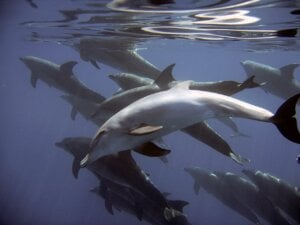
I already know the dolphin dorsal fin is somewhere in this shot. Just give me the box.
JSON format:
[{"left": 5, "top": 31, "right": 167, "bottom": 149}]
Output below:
[
  {"left": 154, "top": 63, "right": 176, "bottom": 89},
  {"left": 280, "top": 63, "right": 300, "bottom": 80},
  {"left": 60, "top": 61, "right": 78, "bottom": 75}
]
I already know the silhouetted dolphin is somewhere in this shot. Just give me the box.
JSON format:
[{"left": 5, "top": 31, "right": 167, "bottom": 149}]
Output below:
[
  {"left": 73, "top": 37, "right": 161, "bottom": 79},
  {"left": 241, "top": 60, "right": 300, "bottom": 101},
  {"left": 91, "top": 179, "right": 190, "bottom": 225},
  {"left": 214, "top": 171, "right": 291, "bottom": 225},
  {"left": 82, "top": 81, "right": 300, "bottom": 166},
  {"left": 184, "top": 167, "right": 262, "bottom": 225},
  {"left": 20, "top": 56, "right": 105, "bottom": 103},
  {"left": 55, "top": 137, "right": 170, "bottom": 209},
  {"left": 243, "top": 169, "right": 300, "bottom": 224}
]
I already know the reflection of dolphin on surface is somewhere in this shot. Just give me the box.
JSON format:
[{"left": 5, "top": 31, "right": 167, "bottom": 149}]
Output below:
[
  {"left": 184, "top": 167, "right": 262, "bottom": 225},
  {"left": 241, "top": 60, "right": 300, "bottom": 101},
  {"left": 73, "top": 37, "right": 161, "bottom": 79},
  {"left": 82, "top": 79, "right": 300, "bottom": 166},
  {"left": 243, "top": 169, "right": 300, "bottom": 224},
  {"left": 20, "top": 56, "right": 105, "bottom": 103}
]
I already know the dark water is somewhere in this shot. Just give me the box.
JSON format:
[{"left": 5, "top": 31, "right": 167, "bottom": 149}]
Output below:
[{"left": 1, "top": 1, "right": 300, "bottom": 225}]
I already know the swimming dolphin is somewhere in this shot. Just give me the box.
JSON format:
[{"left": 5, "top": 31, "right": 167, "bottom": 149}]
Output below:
[
  {"left": 82, "top": 82, "right": 300, "bottom": 166},
  {"left": 109, "top": 69, "right": 259, "bottom": 96},
  {"left": 243, "top": 169, "right": 300, "bottom": 224},
  {"left": 55, "top": 137, "right": 170, "bottom": 209},
  {"left": 241, "top": 60, "right": 300, "bottom": 101},
  {"left": 94, "top": 65, "right": 257, "bottom": 164},
  {"left": 214, "top": 171, "right": 291, "bottom": 225},
  {"left": 184, "top": 167, "right": 262, "bottom": 225},
  {"left": 91, "top": 179, "right": 190, "bottom": 225},
  {"left": 73, "top": 37, "right": 161, "bottom": 79},
  {"left": 20, "top": 56, "right": 105, "bottom": 103}
]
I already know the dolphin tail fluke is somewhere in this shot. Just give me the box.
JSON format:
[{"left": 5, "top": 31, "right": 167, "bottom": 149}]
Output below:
[{"left": 271, "top": 94, "right": 300, "bottom": 144}]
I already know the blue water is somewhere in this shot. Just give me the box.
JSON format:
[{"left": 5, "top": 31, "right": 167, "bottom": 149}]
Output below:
[{"left": 1, "top": 1, "right": 300, "bottom": 225}]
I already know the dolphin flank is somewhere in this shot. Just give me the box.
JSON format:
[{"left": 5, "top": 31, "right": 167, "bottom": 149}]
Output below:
[{"left": 82, "top": 83, "right": 300, "bottom": 166}]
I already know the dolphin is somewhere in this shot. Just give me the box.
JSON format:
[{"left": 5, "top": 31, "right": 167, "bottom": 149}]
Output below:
[
  {"left": 91, "top": 179, "right": 190, "bottom": 225},
  {"left": 94, "top": 65, "right": 255, "bottom": 164},
  {"left": 243, "top": 169, "right": 300, "bottom": 224},
  {"left": 214, "top": 171, "right": 291, "bottom": 225},
  {"left": 184, "top": 167, "right": 262, "bottom": 225},
  {"left": 20, "top": 56, "right": 105, "bottom": 103},
  {"left": 81, "top": 81, "right": 300, "bottom": 166},
  {"left": 108, "top": 69, "right": 259, "bottom": 95},
  {"left": 73, "top": 37, "right": 161, "bottom": 79},
  {"left": 55, "top": 137, "right": 170, "bottom": 209},
  {"left": 241, "top": 60, "right": 300, "bottom": 101}
]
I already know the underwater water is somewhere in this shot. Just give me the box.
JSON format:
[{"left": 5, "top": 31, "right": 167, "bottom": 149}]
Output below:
[{"left": 1, "top": 1, "right": 300, "bottom": 225}]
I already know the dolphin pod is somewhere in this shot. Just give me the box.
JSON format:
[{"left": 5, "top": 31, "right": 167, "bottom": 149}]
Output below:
[
  {"left": 184, "top": 167, "right": 293, "bottom": 225},
  {"left": 55, "top": 137, "right": 190, "bottom": 224},
  {"left": 63, "top": 65, "right": 256, "bottom": 164},
  {"left": 20, "top": 35, "right": 300, "bottom": 224},
  {"left": 82, "top": 78, "right": 300, "bottom": 166},
  {"left": 243, "top": 169, "right": 300, "bottom": 224}
]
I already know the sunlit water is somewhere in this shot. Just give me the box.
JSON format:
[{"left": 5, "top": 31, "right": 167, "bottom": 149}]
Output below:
[{"left": 1, "top": 1, "right": 300, "bottom": 225}]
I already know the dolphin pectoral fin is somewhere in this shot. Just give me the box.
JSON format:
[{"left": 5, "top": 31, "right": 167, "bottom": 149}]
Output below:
[
  {"left": 90, "top": 60, "right": 100, "bottom": 69},
  {"left": 30, "top": 74, "right": 38, "bottom": 88},
  {"left": 193, "top": 180, "right": 201, "bottom": 195},
  {"left": 72, "top": 159, "right": 81, "bottom": 179},
  {"left": 129, "top": 124, "right": 163, "bottom": 136},
  {"left": 272, "top": 93, "right": 300, "bottom": 144},
  {"left": 60, "top": 61, "right": 78, "bottom": 75},
  {"left": 71, "top": 107, "right": 77, "bottom": 120},
  {"left": 134, "top": 142, "right": 171, "bottom": 157},
  {"left": 80, "top": 154, "right": 89, "bottom": 167}
]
